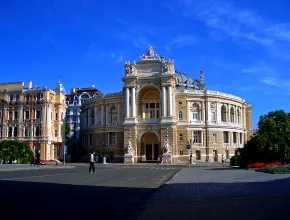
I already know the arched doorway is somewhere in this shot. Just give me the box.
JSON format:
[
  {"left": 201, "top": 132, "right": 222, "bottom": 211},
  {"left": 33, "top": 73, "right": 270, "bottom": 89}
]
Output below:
[{"left": 141, "top": 132, "right": 159, "bottom": 161}]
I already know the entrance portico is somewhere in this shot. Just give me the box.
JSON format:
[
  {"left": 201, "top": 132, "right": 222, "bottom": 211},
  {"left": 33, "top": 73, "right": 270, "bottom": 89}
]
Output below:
[{"left": 140, "top": 132, "right": 160, "bottom": 161}]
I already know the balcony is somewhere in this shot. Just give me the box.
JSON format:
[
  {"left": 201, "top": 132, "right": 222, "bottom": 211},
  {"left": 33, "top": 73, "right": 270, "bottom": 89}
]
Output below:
[
  {"left": 191, "top": 143, "right": 203, "bottom": 148},
  {"left": 107, "top": 122, "right": 120, "bottom": 127},
  {"left": 138, "top": 118, "right": 160, "bottom": 124},
  {"left": 189, "top": 120, "right": 204, "bottom": 124},
  {"left": 221, "top": 122, "right": 243, "bottom": 127}
]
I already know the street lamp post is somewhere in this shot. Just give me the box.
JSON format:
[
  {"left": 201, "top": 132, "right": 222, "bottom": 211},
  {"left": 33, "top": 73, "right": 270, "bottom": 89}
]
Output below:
[{"left": 186, "top": 141, "right": 191, "bottom": 167}]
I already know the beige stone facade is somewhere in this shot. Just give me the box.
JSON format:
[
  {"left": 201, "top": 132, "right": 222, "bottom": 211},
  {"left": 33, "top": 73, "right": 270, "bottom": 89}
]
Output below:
[
  {"left": 80, "top": 47, "right": 253, "bottom": 163},
  {"left": 0, "top": 81, "right": 67, "bottom": 161}
]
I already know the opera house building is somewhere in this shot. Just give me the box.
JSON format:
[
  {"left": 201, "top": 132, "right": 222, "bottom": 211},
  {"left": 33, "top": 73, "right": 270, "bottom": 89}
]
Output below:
[{"left": 80, "top": 47, "right": 253, "bottom": 163}]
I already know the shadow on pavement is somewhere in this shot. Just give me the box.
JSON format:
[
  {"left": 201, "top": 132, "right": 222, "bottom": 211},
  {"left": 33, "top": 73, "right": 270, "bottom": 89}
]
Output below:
[
  {"left": 2, "top": 175, "right": 290, "bottom": 220},
  {"left": 0, "top": 180, "right": 154, "bottom": 220},
  {"left": 138, "top": 175, "right": 290, "bottom": 220}
]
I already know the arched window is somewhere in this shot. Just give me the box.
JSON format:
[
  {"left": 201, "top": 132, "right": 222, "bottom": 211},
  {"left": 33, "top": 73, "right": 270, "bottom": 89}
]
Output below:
[
  {"left": 178, "top": 111, "right": 183, "bottom": 120},
  {"left": 237, "top": 108, "right": 241, "bottom": 124},
  {"left": 230, "top": 107, "right": 235, "bottom": 123},
  {"left": 221, "top": 105, "right": 227, "bottom": 122}
]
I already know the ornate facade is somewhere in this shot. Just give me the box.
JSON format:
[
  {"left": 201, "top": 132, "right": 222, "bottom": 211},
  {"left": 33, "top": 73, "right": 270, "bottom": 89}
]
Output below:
[
  {"left": 0, "top": 81, "right": 67, "bottom": 161},
  {"left": 80, "top": 47, "right": 253, "bottom": 163}
]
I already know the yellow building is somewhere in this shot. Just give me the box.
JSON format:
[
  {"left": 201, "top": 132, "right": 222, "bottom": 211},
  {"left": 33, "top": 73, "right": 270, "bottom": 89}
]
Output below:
[
  {"left": 0, "top": 80, "right": 67, "bottom": 161},
  {"left": 80, "top": 47, "right": 253, "bottom": 163}
]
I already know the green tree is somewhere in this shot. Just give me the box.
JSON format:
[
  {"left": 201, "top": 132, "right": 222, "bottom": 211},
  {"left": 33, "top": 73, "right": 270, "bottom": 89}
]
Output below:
[
  {"left": 239, "top": 110, "right": 290, "bottom": 166},
  {"left": 0, "top": 140, "right": 33, "bottom": 164},
  {"left": 65, "top": 120, "right": 71, "bottom": 139}
]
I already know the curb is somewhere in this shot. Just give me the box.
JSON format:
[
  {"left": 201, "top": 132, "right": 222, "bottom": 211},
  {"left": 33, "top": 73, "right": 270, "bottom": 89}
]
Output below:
[{"left": 0, "top": 166, "right": 75, "bottom": 172}]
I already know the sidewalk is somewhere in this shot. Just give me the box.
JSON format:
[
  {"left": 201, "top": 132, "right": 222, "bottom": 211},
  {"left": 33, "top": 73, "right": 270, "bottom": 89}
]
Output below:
[
  {"left": 0, "top": 164, "right": 75, "bottom": 172},
  {"left": 135, "top": 167, "right": 290, "bottom": 220}
]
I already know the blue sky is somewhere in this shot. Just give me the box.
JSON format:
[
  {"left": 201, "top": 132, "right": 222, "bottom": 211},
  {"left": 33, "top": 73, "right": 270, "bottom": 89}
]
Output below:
[{"left": 1, "top": 0, "right": 290, "bottom": 128}]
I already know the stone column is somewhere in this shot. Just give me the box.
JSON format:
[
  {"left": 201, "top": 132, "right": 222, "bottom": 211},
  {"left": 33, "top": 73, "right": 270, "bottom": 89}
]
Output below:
[
  {"left": 162, "top": 86, "right": 166, "bottom": 117},
  {"left": 234, "top": 106, "right": 237, "bottom": 123},
  {"left": 101, "top": 105, "right": 104, "bottom": 125},
  {"left": 142, "top": 103, "right": 145, "bottom": 119},
  {"left": 187, "top": 101, "right": 191, "bottom": 122},
  {"left": 105, "top": 105, "right": 109, "bottom": 125},
  {"left": 201, "top": 131, "right": 204, "bottom": 146},
  {"left": 126, "top": 87, "right": 130, "bottom": 118},
  {"left": 206, "top": 101, "right": 210, "bottom": 122},
  {"left": 132, "top": 87, "right": 136, "bottom": 118},
  {"left": 167, "top": 86, "right": 172, "bottom": 116},
  {"left": 227, "top": 104, "right": 231, "bottom": 122},
  {"left": 202, "top": 102, "right": 205, "bottom": 122},
  {"left": 117, "top": 103, "right": 120, "bottom": 123},
  {"left": 216, "top": 102, "right": 220, "bottom": 123}
]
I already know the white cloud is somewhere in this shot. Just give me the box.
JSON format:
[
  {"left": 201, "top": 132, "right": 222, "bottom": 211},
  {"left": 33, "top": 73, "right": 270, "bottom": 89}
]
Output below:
[
  {"left": 179, "top": 0, "right": 290, "bottom": 59},
  {"left": 259, "top": 76, "right": 290, "bottom": 90},
  {"left": 166, "top": 35, "right": 197, "bottom": 51}
]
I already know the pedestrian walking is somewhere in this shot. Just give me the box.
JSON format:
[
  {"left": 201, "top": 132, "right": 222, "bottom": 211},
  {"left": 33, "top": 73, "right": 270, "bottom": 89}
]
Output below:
[
  {"left": 89, "top": 152, "right": 95, "bottom": 173},
  {"left": 30, "top": 154, "right": 35, "bottom": 167},
  {"left": 36, "top": 150, "right": 41, "bottom": 167},
  {"left": 222, "top": 154, "right": 225, "bottom": 167}
]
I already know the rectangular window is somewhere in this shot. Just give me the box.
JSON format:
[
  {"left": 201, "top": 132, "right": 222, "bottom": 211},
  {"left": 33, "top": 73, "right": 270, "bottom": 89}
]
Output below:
[
  {"left": 233, "top": 132, "right": 237, "bottom": 143},
  {"left": 25, "top": 111, "right": 29, "bottom": 120},
  {"left": 9, "top": 111, "right": 13, "bottom": 120},
  {"left": 213, "top": 133, "right": 217, "bottom": 143},
  {"left": 10, "top": 95, "right": 14, "bottom": 101},
  {"left": 55, "top": 113, "right": 58, "bottom": 120},
  {"left": 55, "top": 129, "right": 58, "bottom": 137},
  {"left": 240, "top": 133, "right": 243, "bottom": 144},
  {"left": 26, "top": 94, "right": 30, "bottom": 101},
  {"left": 223, "top": 131, "right": 229, "bottom": 143},
  {"left": 193, "top": 131, "right": 200, "bottom": 143},
  {"left": 14, "top": 111, "right": 18, "bottom": 120},
  {"left": 36, "top": 111, "right": 41, "bottom": 119},
  {"left": 8, "top": 127, "right": 12, "bottom": 137},
  {"left": 192, "top": 112, "right": 198, "bottom": 120},
  {"left": 179, "top": 150, "right": 184, "bottom": 155},
  {"left": 36, "top": 93, "right": 41, "bottom": 100},
  {"left": 16, "top": 94, "right": 20, "bottom": 101},
  {"left": 89, "top": 134, "right": 93, "bottom": 145},
  {"left": 179, "top": 134, "right": 183, "bottom": 141}
]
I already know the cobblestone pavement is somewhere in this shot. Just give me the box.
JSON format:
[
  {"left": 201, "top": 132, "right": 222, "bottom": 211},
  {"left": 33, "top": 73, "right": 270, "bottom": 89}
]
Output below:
[
  {"left": 0, "top": 166, "right": 179, "bottom": 220},
  {"left": 137, "top": 167, "right": 290, "bottom": 220}
]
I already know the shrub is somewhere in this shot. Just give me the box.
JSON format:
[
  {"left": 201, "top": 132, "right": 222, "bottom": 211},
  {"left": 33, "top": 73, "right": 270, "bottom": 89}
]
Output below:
[
  {"left": 230, "top": 155, "right": 241, "bottom": 166},
  {"left": 256, "top": 165, "right": 290, "bottom": 174}
]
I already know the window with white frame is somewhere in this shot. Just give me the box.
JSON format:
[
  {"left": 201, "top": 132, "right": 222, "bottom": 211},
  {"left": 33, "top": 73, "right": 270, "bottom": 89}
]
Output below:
[
  {"left": 211, "top": 111, "right": 216, "bottom": 121},
  {"left": 192, "top": 112, "right": 198, "bottom": 120},
  {"left": 25, "top": 111, "right": 29, "bottom": 120},
  {"left": 193, "top": 131, "right": 200, "bottom": 143},
  {"left": 146, "top": 103, "right": 160, "bottom": 119},
  {"left": 178, "top": 111, "right": 183, "bottom": 120},
  {"left": 179, "top": 134, "right": 183, "bottom": 142},
  {"left": 213, "top": 133, "right": 217, "bottom": 143},
  {"left": 109, "top": 133, "right": 116, "bottom": 145},
  {"left": 223, "top": 131, "right": 229, "bottom": 143}
]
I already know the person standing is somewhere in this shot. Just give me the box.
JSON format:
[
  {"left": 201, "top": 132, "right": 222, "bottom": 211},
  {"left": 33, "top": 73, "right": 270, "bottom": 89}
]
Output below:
[
  {"left": 89, "top": 152, "right": 95, "bottom": 173},
  {"left": 222, "top": 154, "right": 225, "bottom": 167}
]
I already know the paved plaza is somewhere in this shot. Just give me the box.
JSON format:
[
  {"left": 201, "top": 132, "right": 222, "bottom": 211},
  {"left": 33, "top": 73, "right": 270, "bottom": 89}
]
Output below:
[
  {"left": 1, "top": 164, "right": 290, "bottom": 220},
  {"left": 137, "top": 167, "right": 290, "bottom": 220},
  {"left": 0, "top": 164, "right": 179, "bottom": 220}
]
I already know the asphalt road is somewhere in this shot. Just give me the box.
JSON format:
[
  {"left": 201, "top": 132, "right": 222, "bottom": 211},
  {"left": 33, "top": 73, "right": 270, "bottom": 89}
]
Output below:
[{"left": 0, "top": 165, "right": 179, "bottom": 220}]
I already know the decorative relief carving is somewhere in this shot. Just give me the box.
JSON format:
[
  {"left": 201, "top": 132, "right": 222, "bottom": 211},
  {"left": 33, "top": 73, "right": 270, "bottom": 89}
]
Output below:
[{"left": 163, "top": 138, "right": 171, "bottom": 154}]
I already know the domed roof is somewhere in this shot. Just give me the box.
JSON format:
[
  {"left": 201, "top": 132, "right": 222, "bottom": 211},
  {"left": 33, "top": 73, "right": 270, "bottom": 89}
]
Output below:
[
  {"left": 55, "top": 81, "right": 66, "bottom": 95},
  {"left": 174, "top": 71, "right": 205, "bottom": 90}
]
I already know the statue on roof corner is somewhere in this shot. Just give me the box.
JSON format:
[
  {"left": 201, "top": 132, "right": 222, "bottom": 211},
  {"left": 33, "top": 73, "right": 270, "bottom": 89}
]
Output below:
[
  {"left": 124, "top": 61, "right": 136, "bottom": 76},
  {"left": 146, "top": 46, "right": 155, "bottom": 57}
]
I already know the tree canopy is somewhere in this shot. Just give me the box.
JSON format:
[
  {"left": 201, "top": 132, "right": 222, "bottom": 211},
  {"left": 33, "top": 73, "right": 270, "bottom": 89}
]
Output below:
[
  {"left": 0, "top": 140, "right": 33, "bottom": 164},
  {"left": 239, "top": 110, "right": 290, "bottom": 166},
  {"left": 65, "top": 120, "right": 71, "bottom": 138}
]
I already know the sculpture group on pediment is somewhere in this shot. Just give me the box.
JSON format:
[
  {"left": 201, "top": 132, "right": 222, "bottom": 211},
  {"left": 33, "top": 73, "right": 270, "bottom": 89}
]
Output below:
[{"left": 124, "top": 61, "right": 137, "bottom": 76}]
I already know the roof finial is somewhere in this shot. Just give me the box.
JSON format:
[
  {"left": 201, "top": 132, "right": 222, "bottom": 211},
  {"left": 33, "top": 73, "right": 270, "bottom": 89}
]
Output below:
[{"left": 200, "top": 70, "right": 204, "bottom": 84}]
